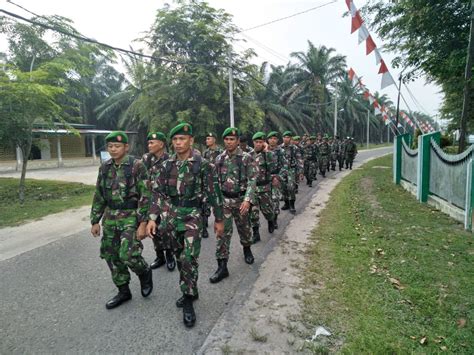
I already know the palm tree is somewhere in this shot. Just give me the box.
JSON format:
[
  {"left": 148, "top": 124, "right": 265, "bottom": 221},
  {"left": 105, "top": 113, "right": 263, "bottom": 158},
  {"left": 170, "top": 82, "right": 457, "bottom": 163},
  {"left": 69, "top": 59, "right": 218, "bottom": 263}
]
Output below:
[{"left": 286, "top": 42, "right": 347, "bottom": 132}]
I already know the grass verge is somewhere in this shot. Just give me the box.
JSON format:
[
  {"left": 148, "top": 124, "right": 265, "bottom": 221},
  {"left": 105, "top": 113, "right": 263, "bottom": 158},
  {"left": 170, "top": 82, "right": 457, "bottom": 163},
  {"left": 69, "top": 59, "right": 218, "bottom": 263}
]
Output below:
[
  {"left": 358, "top": 142, "right": 392, "bottom": 150},
  {"left": 301, "top": 155, "right": 473, "bottom": 353},
  {"left": 0, "top": 178, "right": 95, "bottom": 227}
]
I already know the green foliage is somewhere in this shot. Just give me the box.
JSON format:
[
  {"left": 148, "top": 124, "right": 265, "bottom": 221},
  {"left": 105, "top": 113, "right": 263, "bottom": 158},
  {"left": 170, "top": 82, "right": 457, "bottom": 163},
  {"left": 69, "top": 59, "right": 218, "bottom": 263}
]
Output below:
[{"left": 440, "top": 134, "right": 454, "bottom": 148}]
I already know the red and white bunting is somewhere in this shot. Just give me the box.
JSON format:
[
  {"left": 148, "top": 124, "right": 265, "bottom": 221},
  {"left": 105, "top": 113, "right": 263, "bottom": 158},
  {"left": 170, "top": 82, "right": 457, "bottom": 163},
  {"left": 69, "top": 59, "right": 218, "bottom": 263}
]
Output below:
[
  {"left": 374, "top": 49, "right": 382, "bottom": 65},
  {"left": 358, "top": 25, "right": 370, "bottom": 44},
  {"left": 351, "top": 11, "right": 364, "bottom": 33},
  {"left": 366, "top": 35, "right": 376, "bottom": 55}
]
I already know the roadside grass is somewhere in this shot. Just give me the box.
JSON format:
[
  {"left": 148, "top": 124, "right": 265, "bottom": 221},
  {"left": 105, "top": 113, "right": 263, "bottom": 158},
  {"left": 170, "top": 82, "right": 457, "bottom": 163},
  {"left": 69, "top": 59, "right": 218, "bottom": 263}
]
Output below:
[
  {"left": 301, "top": 155, "right": 473, "bottom": 353},
  {"left": 0, "top": 178, "right": 95, "bottom": 227},
  {"left": 358, "top": 142, "right": 392, "bottom": 150}
]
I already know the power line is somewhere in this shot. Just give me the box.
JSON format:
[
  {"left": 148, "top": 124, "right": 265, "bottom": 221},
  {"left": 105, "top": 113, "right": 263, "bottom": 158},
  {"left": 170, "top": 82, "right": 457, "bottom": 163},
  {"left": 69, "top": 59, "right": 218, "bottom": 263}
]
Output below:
[{"left": 239, "top": 0, "right": 337, "bottom": 33}]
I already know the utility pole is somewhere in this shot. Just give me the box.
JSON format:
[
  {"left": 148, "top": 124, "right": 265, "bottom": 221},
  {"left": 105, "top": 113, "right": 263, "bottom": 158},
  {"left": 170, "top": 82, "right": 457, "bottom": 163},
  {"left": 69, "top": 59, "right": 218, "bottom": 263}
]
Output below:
[
  {"left": 367, "top": 108, "right": 370, "bottom": 149},
  {"left": 395, "top": 72, "right": 403, "bottom": 134},
  {"left": 333, "top": 83, "right": 338, "bottom": 137},
  {"left": 228, "top": 48, "right": 235, "bottom": 127},
  {"left": 458, "top": 0, "right": 474, "bottom": 153}
]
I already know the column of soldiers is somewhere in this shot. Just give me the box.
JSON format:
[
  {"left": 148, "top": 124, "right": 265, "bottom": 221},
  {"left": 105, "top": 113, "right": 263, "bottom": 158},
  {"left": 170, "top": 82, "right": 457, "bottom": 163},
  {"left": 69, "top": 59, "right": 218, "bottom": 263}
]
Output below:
[{"left": 89, "top": 124, "right": 357, "bottom": 329}]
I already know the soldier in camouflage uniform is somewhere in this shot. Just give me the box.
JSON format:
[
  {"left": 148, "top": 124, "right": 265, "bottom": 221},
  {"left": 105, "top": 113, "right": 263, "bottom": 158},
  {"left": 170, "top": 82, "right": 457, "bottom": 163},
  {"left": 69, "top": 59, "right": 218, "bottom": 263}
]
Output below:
[
  {"left": 210, "top": 127, "right": 257, "bottom": 284},
  {"left": 303, "top": 136, "right": 318, "bottom": 187},
  {"left": 318, "top": 134, "right": 331, "bottom": 177},
  {"left": 239, "top": 134, "right": 254, "bottom": 154},
  {"left": 249, "top": 132, "right": 278, "bottom": 243},
  {"left": 201, "top": 132, "right": 223, "bottom": 239},
  {"left": 344, "top": 137, "right": 358, "bottom": 170},
  {"left": 90, "top": 131, "right": 153, "bottom": 310},
  {"left": 142, "top": 132, "right": 176, "bottom": 271},
  {"left": 281, "top": 131, "right": 303, "bottom": 214},
  {"left": 332, "top": 135, "right": 344, "bottom": 171},
  {"left": 146, "top": 123, "right": 224, "bottom": 328},
  {"left": 266, "top": 131, "right": 288, "bottom": 230}
]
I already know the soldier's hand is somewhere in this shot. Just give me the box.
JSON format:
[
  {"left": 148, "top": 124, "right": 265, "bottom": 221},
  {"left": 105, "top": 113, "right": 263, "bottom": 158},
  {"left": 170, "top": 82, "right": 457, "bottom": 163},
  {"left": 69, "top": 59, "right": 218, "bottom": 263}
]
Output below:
[
  {"left": 91, "top": 223, "right": 101, "bottom": 238},
  {"left": 146, "top": 220, "right": 157, "bottom": 238},
  {"left": 214, "top": 220, "right": 224, "bottom": 236},
  {"left": 136, "top": 222, "right": 147, "bottom": 240},
  {"left": 239, "top": 201, "right": 251, "bottom": 215}
]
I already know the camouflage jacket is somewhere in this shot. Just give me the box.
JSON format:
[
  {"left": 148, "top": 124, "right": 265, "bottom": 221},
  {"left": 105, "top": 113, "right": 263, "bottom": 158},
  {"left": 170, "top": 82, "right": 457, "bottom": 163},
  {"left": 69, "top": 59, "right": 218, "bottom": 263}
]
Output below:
[
  {"left": 250, "top": 150, "right": 281, "bottom": 193},
  {"left": 303, "top": 144, "right": 318, "bottom": 161},
  {"left": 141, "top": 151, "right": 169, "bottom": 190},
  {"left": 281, "top": 143, "right": 303, "bottom": 174},
  {"left": 345, "top": 141, "right": 358, "bottom": 156},
  {"left": 215, "top": 147, "right": 257, "bottom": 204},
  {"left": 319, "top": 142, "right": 330, "bottom": 156},
  {"left": 331, "top": 141, "right": 342, "bottom": 154},
  {"left": 148, "top": 150, "right": 224, "bottom": 230},
  {"left": 268, "top": 145, "right": 289, "bottom": 181},
  {"left": 203, "top": 146, "right": 223, "bottom": 164},
  {"left": 90, "top": 155, "right": 149, "bottom": 225}
]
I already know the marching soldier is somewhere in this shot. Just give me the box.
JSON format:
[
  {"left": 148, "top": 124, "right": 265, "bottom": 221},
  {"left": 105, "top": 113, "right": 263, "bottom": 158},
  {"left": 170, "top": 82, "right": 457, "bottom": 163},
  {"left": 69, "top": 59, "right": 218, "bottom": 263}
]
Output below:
[
  {"left": 266, "top": 131, "right": 288, "bottom": 229},
  {"left": 142, "top": 132, "right": 176, "bottom": 271},
  {"left": 210, "top": 127, "right": 257, "bottom": 284},
  {"left": 303, "top": 136, "right": 318, "bottom": 187},
  {"left": 90, "top": 131, "right": 153, "bottom": 310},
  {"left": 202, "top": 132, "right": 223, "bottom": 239},
  {"left": 345, "top": 137, "right": 358, "bottom": 170},
  {"left": 146, "top": 123, "right": 224, "bottom": 328},
  {"left": 281, "top": 131, "right": 303, "bottom": 214},
  {"left": 318, "top": 134, "right": 331, "bottom": 177},
  {"left": 249, "top": 132, "right": 277, "bottom": 243}
]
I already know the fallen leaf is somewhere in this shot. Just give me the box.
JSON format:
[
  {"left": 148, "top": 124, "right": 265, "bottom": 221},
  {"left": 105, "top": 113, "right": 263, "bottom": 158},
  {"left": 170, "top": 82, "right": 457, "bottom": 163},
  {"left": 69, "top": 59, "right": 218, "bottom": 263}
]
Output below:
[
  {"left": 447, "top": 262, "right": 454, "bottom": 267},
  {"left": 420, "top": 336, "right": 427, "bottom": 345},
  {"left": 440, "top": 346, "right": 447, "bottom": 351},
  {"left": 457, "top": 318, "right": 467, "bottom": 328},
  {"left": 389, "top": 278, "right": 405, "bottom": 290},
  {"left": 410, "top": 336, "right": 417, "bottom": 340}
]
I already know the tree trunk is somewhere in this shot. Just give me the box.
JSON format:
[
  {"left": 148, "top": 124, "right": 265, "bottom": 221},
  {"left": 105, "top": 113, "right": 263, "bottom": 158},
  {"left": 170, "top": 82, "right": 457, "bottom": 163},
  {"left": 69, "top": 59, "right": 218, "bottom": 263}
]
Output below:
[
  {"left": 458, "top": 0, "right": 474, "bottom": 153},
  {"left": 18, "top": 137, "right": 32, "bottom": 204}
]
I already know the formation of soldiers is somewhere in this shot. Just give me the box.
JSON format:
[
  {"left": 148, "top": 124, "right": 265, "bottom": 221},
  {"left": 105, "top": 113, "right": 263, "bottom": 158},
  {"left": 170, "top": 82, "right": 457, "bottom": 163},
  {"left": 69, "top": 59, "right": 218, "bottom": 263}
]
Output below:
[{"left": 90, "top": 124, "right": 358, "bottom": 328}]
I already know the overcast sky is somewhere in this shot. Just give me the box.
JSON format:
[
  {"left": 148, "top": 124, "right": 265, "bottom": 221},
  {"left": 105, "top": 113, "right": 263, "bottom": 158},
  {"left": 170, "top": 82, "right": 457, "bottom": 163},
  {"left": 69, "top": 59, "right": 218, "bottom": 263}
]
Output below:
[{"left": 0, "top": 0, "right": 443, "bottom": 118}]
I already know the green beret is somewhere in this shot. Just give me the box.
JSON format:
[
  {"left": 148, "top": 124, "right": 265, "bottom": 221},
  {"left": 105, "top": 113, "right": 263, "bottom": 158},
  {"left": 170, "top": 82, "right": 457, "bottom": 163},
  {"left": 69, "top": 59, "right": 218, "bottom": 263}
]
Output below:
[
  {"left": 206, "top": 132, "right": 217, "bottom": 138},
  {"left": 267, "top": 131, "right": 279, "bottom": 138},
  {"left": 309, "top": 135, "right": 316, "bottom": 140},
  {"left": 147, "top": 131, "right": 166, "bottom": 142},
  {"left": 222, "top": 127, "right": 240, "bottom": 138},
  {"left": 169, "top": 122, "right": 193, "bottom": 139},
  {"left": 282, "top": 130, "right": 293, "bottom": 137},
  {"left": 292, "top": 136, "right": 301, "bottom": 140},
  {"left": 252, "top": 131, "right": 266, "bottom": 141},
  {"left": 105, "top": 131, "right": 128, "bottom": 144},
  {"left": 323, "top": 134, "right": 329, "bottom": 139}
]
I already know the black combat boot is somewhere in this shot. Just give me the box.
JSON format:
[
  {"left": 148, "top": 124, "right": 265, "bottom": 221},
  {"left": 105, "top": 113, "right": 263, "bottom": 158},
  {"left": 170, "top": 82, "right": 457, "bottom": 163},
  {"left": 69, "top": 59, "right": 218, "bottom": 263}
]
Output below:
[
  {"left": 202, "top": 228, "right": 209, "bottom": 238},
  {"left": 150, "top": 250, "right": 166, "bottom": 269},
  {"left": 289, "top": 200, "right": 296, "bottom": 214},
  {"left": 281, "top": 200, "right": 290, "bottom": 210},
  {"left": 274, "top": 215, "right": 279, "bottom": 230},
  {"left": 176, "top": 293, "right": 199, "bottom": 308},
  {"left": 243, "top": 246, "right": 254, "bottom": 264},
  {"left": 253, "top": 226, "right": 261, "bottom": 243},
  {"left": 268, "top": 219, "right": 275, "bottom": 233},
  {"left": 209, "top": 259, "right": 229, "bottom": 283},
  {"left": 295, "top": 184, "right": 299, "bottom": 194},
  {"left": 350, "top": 163, "right": 353, "bottom": 170},
  {"left": 165, "top": 249, "right": 176, "bottom": 271},
  {"left": 138, "top": 267, "right": 153, "bottom": 297},
  {"left": 183, "top": 295, "right": 197, "bottom": 327},
  {"left": 308, "top": 180, "right": 313, "bottom": 187},
  {"left": 105, "top": 284, "right": 132, "bottom": 309}
]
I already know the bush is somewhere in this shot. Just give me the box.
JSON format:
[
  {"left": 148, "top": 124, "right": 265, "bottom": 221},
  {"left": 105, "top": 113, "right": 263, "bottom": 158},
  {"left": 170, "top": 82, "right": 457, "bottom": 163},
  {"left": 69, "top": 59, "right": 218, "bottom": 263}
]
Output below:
[{"left": 439, "top": 134, "right": 453, "bottom": 148}]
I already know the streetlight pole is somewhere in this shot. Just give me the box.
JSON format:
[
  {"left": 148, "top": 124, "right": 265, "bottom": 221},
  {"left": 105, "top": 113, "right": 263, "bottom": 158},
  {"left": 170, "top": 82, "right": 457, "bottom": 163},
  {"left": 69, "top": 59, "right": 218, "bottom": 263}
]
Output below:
[
  {"left": 333, "top": 83, "right": 338, "bottom": 137},
  {"left": 228, "top": 48, "right": 235, "bottom": 127},
  {"left": 367, "top": 108, "right": 370, "bottom": 149}
]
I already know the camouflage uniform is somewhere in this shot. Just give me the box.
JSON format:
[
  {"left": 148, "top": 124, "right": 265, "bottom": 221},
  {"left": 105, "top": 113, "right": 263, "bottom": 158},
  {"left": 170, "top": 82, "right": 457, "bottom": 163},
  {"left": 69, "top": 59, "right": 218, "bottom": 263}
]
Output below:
[
  {"left": 345, "top": 140, "right": 358, "bottom": 169},
  {"left": 202, "top": 146, "right": 223, "bottom": 235},
  {"left": 318, "top": 141, "right": 330, "bottom": 176},
  {"left": 141, "top": 152, "right": 170, "bottom": 254},
  {"left": 330, "top": 141, "right": 339, "bottom": 171},
  {"left": 215, "top": 147, "right": 257, "bottom": 260},
  {"left": 281, "top": 143, "right": 303, "bottom": 202},
  {"left": 249, "top": 150, "right": 278, "bottom": 229},
  {"left": 267, "top": 145, "right": 289, "bottom": 217},
  {"left": 90, "top": 155, "right": 150, "bottom": 287},
  {"left": 303, "top": 143, "right": 318, "bottom": 185},
  {"left": 148, "top": 151, "right": 223, "bottom": 296}
]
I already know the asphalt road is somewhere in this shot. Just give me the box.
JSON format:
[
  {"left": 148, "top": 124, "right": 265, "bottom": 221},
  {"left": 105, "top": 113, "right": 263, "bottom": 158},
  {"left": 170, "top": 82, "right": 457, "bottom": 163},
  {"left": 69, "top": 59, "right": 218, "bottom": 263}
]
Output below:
[{"left": 0, "top": 147, "right": 391, "bottom": 354}]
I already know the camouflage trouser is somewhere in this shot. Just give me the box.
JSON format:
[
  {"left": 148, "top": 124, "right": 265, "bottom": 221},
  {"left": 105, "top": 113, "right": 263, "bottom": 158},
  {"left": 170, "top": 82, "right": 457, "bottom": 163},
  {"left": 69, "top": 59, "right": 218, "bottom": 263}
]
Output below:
[
  {"left": 330, "top": 153, "right": 338, "bottom": 170},
  {"left": 271, "top": 186, "right": 281, "bottom": 215},
  {"left": 151, "top": 216, "right": 172, "bottom": 253},
  {"left": 345, "top": 153, "right": 356, "bottom": 167},
  {"left": 216, "top": 197, "right": 253, "bottom": 260},
  {"left": 319, "top": 156, "right": 329, "bottom": 174},
  {"left": 201, "top": 202, "right": 211, "bottom": 230},
  {"left": 100, "top": 216, "right": 149, "bottom": 287},
  {"left": 304, "top": 160, "right": 317, "bottom": 182},
  {"left": 337, "top": 154, "right": 344, "bottom": 169},
  {"left": 282, "top": 169, "right": 296, "bottom": 201},
  {"left": 175, "top": 230, "right": 201, "bottom": 297},
  {"left": 250, "top": 191, "right": 275, "bottom": 228}
]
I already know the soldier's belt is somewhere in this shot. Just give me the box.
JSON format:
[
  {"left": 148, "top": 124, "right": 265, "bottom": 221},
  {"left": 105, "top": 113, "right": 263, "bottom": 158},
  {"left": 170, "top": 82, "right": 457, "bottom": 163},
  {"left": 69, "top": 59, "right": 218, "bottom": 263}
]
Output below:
[
  {"left": 107, "top": 200, "right": 138, "bottom": 210},
  {"left": 169, "top": 197, "right": 202, "bottom": 208},
  {"left": 256, "top": 180, "right": 271, "bottom": 187},
  {"left": 222, "top": 191, "right": 246, "bottom": 198}
]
